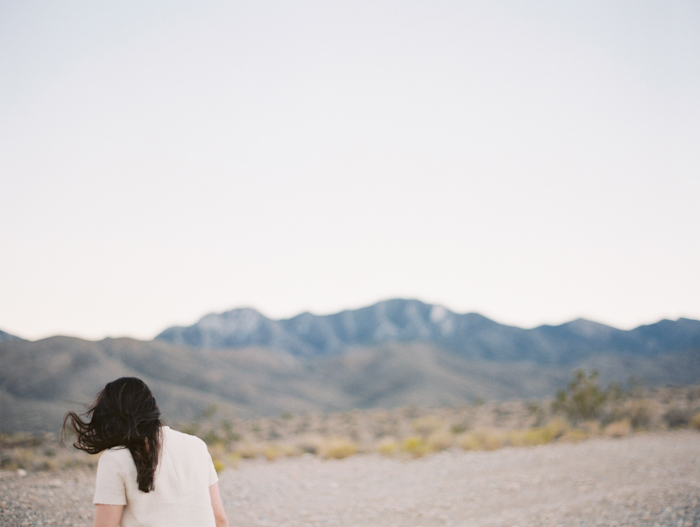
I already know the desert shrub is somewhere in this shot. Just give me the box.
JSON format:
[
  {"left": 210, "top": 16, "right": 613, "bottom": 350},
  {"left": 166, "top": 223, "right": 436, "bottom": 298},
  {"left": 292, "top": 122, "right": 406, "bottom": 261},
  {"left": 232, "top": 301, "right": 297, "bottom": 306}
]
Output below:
[
  {"left": 412, "top": 417, "right": 445, "bottom": 436},
  {"left": 689, "top": 412, "right": 700, "bottom": 430},
  {"left": 181, "top": 423, "right": 200, "bottom": 436},
  {"left": 664, "top": 408, "right": 691, "bottom": 428},
  {"left": 605, "top": 398, "right": 657, "bottom": 430},
  {"left": 0, "top": 453, "right": 18, "bottom": 470},
  {"left": 507, "top": 423, "right": 567, "bottom": 447},
  {"left": 544, "top": 418, "right": 570, "bottom": 440},
  {"left": 262, "top": 444, "right": 282, "bottom": 461},
  {"left": 281, "top": 444, "right": 303, "bottom": 457},
  {"left": 479, "top": 429, "right": 506, "bottom": 450},
  {"left": 202, "top": 404, "right": 218, "bottom": 419},
  {"left": 507, "top": 428, "right": 551, "bottom": 447},
  {"left": 626, "top": 399, "right": 656, "bottom": 429},
  {"left": 561, "top": 428, "right": 588, "bottom": 442},
  {"left": 552, "top": 370, "right": 607, "bottom": 422},
  {"left": 526, "top": 428, "right": 552, "bottom": 446},
  {"left": 203, "top": 430, "right": 223, "bottom": 445},
  {"left": 220, "top": 420, "right": 242, "bottom": 442},
  {"left": 457, "top": 433, "right": 481, "bottom": 451},
  {"left": 581, "top": 420, "right": 601, "bottom": 436},
  {"left": 3, "top": 449, "right": 29, "bottom": 470},
  {"left": 322, "top": 437, "right": 357, "bottom": 459},
  {"left": 687, "top": 387, "right": 700, "bottom": 401},
  {"left": 426, "top": 429, "right": 454, "bottom": 451},
  {"left": 1, "top": 446, "right": 96, "bottom": 471},
  {"left": 212, "top": 458, "right": 225, "bottom": 473},
  {"left": 506, "top": 429, "right": 529, "bottom": 447},
  {"left": 606, "top": 382, "right": 624, "bottom": 402},
  {"left": 526, "top": 401, "right": 542, "bottom": 415},
  {"left": 8, "top": 449, "right": 42, "bottom": 471},
  {"left": 377, "top": 438, "right": 399, "bottom": 457},
  {"left": 43, "top": 457, "right": 59, "bottom": 470},
  {"left": 401, "top": 436, "right": 431, "bottom": 457},
  {"left": 267, "top": 428, "right": 282, "bottom": 441},
  {"left": 457, "top": 429, "right": 504, "bottom": 451},
  {"left": 235, "top": 442, "right": 260, "bottom": 459},
  {"left": 207, "top": 443, "right": 230, "bottom": 471},
  {"left": 228, "top": 453, "right": 241, "bottom": 468},
  {"left": 294, "top": 434, "right": 324, "bottom": 455},
  {"left": 450, "top": 421, "right": 469, "bottom": 434},
  {"left": 0, "top": 433, "right": 43, "bottom": 449},
  {"left": 526, "top": 402, "right": 546, "bottom": 426},
  {"left": 604, "top": 419, "right": 631, "bottom": 438}
]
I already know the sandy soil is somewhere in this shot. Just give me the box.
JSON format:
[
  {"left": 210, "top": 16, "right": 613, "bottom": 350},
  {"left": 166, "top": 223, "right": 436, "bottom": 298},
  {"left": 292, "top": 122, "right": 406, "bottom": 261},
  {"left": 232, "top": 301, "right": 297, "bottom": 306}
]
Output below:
[{"left": 1, "top": 431, "right": 699, "bottom": 527}]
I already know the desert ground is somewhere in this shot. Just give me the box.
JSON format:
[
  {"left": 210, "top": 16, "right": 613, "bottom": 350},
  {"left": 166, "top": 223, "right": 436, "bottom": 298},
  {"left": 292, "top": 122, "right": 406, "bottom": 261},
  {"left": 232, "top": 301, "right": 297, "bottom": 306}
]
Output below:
[{"left": 1, "top": 430, "right": 699, "bottom": 527}]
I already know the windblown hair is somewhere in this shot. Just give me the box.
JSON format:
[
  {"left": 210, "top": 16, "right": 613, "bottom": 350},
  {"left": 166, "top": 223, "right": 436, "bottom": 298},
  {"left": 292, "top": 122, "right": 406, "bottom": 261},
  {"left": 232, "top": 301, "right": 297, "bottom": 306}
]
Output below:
[{"left": 63, "top": 377, "right": 162, "bottom": 492}]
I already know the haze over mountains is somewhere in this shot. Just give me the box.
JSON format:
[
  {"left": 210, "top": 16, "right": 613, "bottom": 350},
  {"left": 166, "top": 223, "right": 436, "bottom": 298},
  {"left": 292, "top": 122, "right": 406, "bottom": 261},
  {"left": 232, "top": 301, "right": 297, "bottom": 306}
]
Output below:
[{"left": 2, "top": 299, "right": 699, "bottom": 432}]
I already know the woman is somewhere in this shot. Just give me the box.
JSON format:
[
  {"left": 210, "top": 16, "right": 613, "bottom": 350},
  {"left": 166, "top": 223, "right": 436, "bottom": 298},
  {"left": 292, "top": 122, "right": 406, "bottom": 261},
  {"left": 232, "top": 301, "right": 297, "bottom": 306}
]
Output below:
[{"left": 64, "top": 377, "right": 229, "bottom": 527}]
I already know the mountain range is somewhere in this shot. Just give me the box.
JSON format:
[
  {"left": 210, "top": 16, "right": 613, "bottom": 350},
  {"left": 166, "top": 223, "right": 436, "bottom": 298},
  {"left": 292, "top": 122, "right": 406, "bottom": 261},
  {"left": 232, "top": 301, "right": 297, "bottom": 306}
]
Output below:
[
  {"left": 156, "top": 299, "right": 700, "bottom": 364},
  {"left": 2, "top": 299, "right": 699, "bottom": 433}
]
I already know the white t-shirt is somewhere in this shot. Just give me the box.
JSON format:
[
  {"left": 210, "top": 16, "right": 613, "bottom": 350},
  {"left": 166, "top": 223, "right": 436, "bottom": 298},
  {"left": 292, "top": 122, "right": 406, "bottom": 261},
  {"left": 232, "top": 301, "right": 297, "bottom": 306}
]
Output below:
[{"left": 93, "top": 426, "right": 218, "bottom": 527}]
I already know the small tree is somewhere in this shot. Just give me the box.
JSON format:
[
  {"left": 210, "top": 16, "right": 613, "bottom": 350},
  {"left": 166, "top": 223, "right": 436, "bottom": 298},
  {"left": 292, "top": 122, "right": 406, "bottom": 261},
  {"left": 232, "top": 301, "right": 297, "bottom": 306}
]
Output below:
[{"left": 552, "top": 369, "right": 607, "bottom": 422}]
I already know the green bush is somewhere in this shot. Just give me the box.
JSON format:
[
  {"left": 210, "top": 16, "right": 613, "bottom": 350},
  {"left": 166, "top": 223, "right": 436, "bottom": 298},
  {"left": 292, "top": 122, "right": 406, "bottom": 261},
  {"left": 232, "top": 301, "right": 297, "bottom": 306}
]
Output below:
[{"left": 552, "top": 370, "right": 607, "bottom": 422}]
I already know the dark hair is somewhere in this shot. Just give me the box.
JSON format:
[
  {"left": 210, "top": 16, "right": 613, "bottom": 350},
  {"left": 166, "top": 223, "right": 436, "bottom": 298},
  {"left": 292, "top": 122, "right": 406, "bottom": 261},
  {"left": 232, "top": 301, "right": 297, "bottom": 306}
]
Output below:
[{"left": 63, "top": 377, "right": 162, "bottom": 492}]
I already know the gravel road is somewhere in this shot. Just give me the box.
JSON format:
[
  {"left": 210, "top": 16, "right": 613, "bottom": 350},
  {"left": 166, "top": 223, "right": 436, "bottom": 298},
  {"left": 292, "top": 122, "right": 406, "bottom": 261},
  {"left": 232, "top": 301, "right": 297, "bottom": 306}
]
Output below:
[{"left": 2, "top": 430, "right": 698, "bottom": 527}]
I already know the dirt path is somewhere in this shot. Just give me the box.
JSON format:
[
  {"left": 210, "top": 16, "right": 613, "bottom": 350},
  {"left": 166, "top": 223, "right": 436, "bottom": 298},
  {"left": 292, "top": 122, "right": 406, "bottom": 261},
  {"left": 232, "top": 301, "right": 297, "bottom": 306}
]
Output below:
[{"left": 2, "top": 431, "right": 699, "bottom": 526}]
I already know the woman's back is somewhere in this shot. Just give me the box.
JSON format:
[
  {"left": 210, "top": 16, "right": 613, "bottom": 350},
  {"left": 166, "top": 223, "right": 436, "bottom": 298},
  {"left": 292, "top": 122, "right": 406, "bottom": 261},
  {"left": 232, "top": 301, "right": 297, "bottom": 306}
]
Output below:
[
  {"left": 65, "top": 378, "right": 228, "bottom": 527},
  {"left": 94, "top": 426, "right": 219, "bottom": 526}
]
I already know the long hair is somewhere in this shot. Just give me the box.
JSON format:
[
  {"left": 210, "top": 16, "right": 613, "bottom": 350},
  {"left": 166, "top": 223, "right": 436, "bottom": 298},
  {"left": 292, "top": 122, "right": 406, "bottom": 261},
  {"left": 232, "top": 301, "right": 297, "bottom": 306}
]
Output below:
[{"left": 63, "top": 377, "right": 162, "bottom": 492}]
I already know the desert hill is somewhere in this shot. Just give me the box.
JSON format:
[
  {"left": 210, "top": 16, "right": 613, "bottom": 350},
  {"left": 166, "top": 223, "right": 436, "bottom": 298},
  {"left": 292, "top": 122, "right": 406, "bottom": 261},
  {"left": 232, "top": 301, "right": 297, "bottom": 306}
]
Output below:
[{"left": 2, "top": 299, "right": 699, "bottom": 433}]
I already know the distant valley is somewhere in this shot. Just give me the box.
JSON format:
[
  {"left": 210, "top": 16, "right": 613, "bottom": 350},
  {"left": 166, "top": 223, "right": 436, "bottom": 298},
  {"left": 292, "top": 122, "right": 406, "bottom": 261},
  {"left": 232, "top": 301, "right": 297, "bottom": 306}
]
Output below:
[{"left": 2, "top": 299, "right": 699, "bottom": 432}]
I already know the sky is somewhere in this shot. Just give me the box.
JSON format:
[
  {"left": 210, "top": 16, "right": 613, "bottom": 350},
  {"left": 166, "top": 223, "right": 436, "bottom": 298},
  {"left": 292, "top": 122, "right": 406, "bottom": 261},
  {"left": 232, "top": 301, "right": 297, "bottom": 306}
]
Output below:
[{"left": 1, "top": 1, "right": 699, "bottom": 341}]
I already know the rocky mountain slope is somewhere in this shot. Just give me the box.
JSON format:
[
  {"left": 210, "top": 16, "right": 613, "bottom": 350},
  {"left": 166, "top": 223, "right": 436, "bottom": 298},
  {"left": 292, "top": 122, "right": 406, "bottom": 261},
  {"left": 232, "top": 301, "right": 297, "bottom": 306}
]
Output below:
[
  {"left": 0, "top": 329, "right": 24, "bottom": 343},
  {"left": 157, "top": 299, "right": 700, "bottom": 363}
]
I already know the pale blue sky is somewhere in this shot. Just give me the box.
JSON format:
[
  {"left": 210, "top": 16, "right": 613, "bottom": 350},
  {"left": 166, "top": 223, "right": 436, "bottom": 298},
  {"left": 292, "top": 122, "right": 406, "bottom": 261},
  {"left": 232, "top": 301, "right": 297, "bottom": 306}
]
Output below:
[{"left": 1, "top": 1, "right": 699, "bottom": 340}]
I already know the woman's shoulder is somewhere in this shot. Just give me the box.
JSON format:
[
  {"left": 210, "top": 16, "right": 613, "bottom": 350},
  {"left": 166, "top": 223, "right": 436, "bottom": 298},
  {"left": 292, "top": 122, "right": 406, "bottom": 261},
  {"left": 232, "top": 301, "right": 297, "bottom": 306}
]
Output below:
[
  {"left": 101, "top": 445, "right": 131, "bottom": 458},
  {"left": 96, "top": 445, "right": 133, "bottom": 472},
  {"left": 162, "top": 426, "right": 208, "bottom": 450}
]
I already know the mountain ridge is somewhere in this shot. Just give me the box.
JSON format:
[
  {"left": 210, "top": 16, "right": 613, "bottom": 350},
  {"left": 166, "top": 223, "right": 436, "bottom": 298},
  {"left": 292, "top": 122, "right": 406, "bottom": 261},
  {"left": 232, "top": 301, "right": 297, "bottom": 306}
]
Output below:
[
  {"left": 156, "top": 299, "right": 700, "bottom": 364},
  {"left": 0, "top": 329, "right": 24, "bottom": 343}
]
